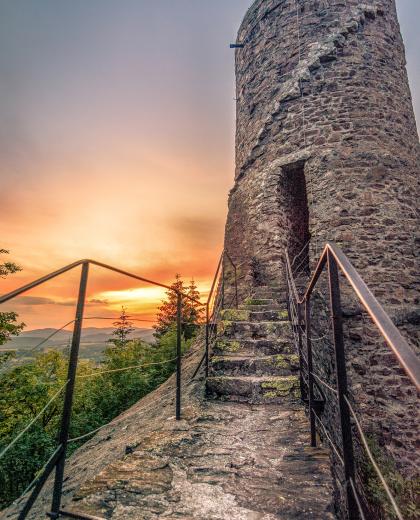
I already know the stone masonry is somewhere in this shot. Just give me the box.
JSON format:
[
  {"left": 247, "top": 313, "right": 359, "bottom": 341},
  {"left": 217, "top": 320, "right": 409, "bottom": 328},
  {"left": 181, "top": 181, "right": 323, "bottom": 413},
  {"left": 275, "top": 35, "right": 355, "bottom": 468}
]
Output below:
[
  {"left": 223, "top": 0, "right": 419, "bottom": 515},
  {"left": 225, "top": 0, "right": 419, "bottom": 300}
]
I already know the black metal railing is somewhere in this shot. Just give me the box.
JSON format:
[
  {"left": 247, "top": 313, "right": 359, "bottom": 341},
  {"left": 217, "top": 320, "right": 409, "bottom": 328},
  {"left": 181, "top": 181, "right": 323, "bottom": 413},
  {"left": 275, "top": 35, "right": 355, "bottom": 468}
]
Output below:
[
  {"left": 191, "top": 250, "right": 238, "bottom": 380},
  {"left": 0, "top": 259, "right": 204, "bottom": 520},
  {"left": 285, "top": 242, "right": 420, "bottom": 520}
]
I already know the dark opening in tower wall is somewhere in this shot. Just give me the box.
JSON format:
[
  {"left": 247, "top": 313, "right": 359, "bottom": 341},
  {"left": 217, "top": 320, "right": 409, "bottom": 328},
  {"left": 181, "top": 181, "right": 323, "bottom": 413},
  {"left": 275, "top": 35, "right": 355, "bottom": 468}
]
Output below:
[{"left": 280, "top": 161, "right": 310, "bottom": 275}]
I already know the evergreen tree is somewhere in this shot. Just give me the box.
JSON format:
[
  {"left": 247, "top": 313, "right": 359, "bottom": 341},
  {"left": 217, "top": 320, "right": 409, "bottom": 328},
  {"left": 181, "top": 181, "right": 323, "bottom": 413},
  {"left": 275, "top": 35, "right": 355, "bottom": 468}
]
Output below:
[
  {"left": 108, "top": 307, "right": 135, "bottom": 348},
  {"left": 154, "top": 275, "right": 202, "bottom": 340},
  {"left": 184, "top": 278, "right": 204, "bottom": 339},
  {"left": 153, "top": 274, "right": 185, "bottom": 339}
]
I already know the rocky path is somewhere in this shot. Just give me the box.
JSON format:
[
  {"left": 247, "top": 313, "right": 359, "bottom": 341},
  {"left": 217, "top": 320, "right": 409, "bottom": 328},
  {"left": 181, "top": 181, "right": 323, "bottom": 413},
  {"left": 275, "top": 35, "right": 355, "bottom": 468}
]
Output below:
[
  {"left": 3, "top": 287, "right": 335, "bottom": 520},
  {"left": 80, "top": 401, "right": 334, "bottom": 519}
]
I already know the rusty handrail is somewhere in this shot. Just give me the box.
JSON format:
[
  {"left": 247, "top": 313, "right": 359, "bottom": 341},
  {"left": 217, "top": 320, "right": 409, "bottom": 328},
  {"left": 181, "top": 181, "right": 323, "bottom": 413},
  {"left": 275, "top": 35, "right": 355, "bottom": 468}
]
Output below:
[
  {"left": 284, "top": 242, "right": 418, "bottom": 519},
  {"left": 191, "top": 249, "right": 239, "bottom": 381},
  {"left": 0, "top": 257, "right": 204, "bottom": 519},
  {"left": 287, "top": 243, "right": 420, "bottom": 390},
  {"left": 0, "top": 259, "right": 204, "bottom": 307}
]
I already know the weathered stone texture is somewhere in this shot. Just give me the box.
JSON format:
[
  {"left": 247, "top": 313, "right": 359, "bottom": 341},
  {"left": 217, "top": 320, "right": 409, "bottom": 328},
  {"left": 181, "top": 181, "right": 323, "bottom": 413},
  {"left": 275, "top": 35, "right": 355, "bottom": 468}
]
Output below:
[
  {"left": 223, "top": 0, "right": 419, "bottom": 515},
  {"left": 3, "top": 338, "right": 334, "bottom": 520},
  {"left": 225, "top": 0, "right": 419, "bottom": 305}
]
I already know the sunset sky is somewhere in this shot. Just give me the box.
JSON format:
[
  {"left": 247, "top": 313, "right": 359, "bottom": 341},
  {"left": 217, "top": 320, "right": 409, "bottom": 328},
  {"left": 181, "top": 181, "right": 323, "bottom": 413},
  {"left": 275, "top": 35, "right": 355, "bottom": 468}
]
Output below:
[{"left": 1, "top": 0, "right": 419, "bottom": 330}]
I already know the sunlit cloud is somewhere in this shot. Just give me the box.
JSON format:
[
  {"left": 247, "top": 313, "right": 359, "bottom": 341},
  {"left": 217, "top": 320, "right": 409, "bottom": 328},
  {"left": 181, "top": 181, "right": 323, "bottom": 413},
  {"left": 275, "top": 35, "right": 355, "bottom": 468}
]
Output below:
[{"left": 1, "top": 0, "right": 417, "bottom": 332}]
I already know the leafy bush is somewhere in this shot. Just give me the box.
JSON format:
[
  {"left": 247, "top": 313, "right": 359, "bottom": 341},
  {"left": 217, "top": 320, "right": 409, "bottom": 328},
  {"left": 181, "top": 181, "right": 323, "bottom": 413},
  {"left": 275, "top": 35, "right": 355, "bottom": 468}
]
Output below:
[{"left": 0, "top": 328, "right": 193, "bottom": 508}]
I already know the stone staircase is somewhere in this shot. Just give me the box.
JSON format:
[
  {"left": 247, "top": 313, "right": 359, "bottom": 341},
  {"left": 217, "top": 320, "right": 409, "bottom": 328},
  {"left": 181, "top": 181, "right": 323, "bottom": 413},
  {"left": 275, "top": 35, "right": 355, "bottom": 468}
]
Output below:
[
  {"left": 207, "top": 285, "right": 301, "bottom": 403},
  {"left": 11, "top": 283, "right": 335, "bottom": 519}
]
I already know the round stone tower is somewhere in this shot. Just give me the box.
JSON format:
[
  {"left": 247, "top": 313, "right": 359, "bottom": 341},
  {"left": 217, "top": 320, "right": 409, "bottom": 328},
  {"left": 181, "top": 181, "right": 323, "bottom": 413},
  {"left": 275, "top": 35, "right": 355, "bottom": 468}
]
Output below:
[
  {"left": 223, "top": 0, "right": 420, "bottom": 502},
  {"left": 225, "top": 0, "right": 419, "bottom": 314}
]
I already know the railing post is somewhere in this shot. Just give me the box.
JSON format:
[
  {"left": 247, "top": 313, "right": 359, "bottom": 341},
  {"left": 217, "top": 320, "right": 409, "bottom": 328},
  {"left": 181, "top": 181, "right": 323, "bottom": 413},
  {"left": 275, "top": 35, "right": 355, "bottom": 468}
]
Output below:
[
  {"left": 233, "top": 265, "right": 239, "bottom": 309},
  {"left": 297, "top": 303, "right": 307, "bottom": 402},
  {"left": 205, "top": 304, "right": 210, "bottom": 378},
  {"left": 221, "top": 260, "right": 225, "bottom": 309},
  {"left": 285, "top": 265, "right": 291, "bottom": 322},
  {"left": 327, "top": 251, "right": 357, "bottom": 519},
  {"left": 305, "top": 297, "right": 316, "bottom": 447},
  {"left": 50, "top": 261, "right": 89, "bottom": 518},
  {"left": 176, "top": 291, "right": 182, "bottom": 420}
]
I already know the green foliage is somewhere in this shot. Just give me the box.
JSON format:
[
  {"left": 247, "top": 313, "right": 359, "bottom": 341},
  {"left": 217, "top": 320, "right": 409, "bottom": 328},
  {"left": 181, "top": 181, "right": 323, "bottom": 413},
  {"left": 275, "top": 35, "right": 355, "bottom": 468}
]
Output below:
[
  {"left": 154, "top": 275, "right": 203, "bottom": 340},
  {"left": 0, "top": 311, "right": 25, "bottom": 346},
  {"left": 0, "top": 351, "right": 15, "bottom": 368},
  {"left": 0, "top": 249, "right": 22, "bottom": 279},
  {"left": 107, "top": 307, "right": 135, "bottom": 348},
  {"left": 0, "top": 249, "right": 25, "bottom": 369},
  {"left": 0, "top": 255, "right": 197, "bottom": 508},
  {"left": 361, "top": 435, "right": 420, "bottom": 519},
  {"left": 0, "top": 328, "right": 193, "bottom": 508}
]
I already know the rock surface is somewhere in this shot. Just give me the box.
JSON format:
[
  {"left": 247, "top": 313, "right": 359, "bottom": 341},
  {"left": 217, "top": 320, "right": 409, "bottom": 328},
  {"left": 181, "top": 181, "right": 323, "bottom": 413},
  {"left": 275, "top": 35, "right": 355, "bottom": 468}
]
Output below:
[{"left": 3, "top": 323, "right": 334, "bottom": 519}]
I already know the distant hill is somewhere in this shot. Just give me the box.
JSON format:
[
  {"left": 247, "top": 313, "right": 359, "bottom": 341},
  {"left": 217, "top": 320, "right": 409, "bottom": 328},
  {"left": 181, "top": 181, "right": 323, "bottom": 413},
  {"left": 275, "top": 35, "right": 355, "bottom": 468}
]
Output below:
[{"left": 2, "top": 326, "right": 156, "bottom": 363}]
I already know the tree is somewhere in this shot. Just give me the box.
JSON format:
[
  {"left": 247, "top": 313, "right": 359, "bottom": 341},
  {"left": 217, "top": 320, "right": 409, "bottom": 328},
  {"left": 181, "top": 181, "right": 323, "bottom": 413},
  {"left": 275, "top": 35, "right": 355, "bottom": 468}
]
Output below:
[
  {"left": 153, "top": 274, "right": 185, "bottom": 339},
  {"left": 0, "top": 250, "right": 24, "bottom": 367},
  {"left": 184, "top": 278, "right": 204, "bottom": 339},
  {"left": 108, "top": 307, "right": 135, "bottom": 348},
  {"left": 154, "top": 275, "right": 203, "bottom": 340}
]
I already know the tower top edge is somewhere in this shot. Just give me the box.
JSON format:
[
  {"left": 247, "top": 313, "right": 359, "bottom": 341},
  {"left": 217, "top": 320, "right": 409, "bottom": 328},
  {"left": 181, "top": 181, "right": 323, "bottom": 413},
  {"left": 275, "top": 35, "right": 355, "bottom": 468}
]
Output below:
[{"left": 237, "top": 0, "right": 282, "bottom": 42}]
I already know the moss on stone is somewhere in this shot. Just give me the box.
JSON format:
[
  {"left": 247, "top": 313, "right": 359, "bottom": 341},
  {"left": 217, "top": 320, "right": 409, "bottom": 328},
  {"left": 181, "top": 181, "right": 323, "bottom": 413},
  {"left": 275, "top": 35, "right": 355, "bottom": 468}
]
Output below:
[
  {"left": 267, "top": 322, "right": 279, "bottom": 334},
  {"left": 215, "top": 340, "right": 241, "bottom": 353},
  {"left": 244, "top": 298, "right": 265, "bottom": 305},
  {"left": 271, "top": 354, "right": 299, "bottom": 368},
  {"left": 220, "top": 309, "right": 249, "bottom": 321},
  {"left": 289, "top": 354, "right": 300, "bottom": 365},
  {"left": 216, "top": 320, "right": 233, "bottom": 337},
  {"left": 261, "top": 376, "right": 300, "bottom": 398},
  {"left": 278, "top": 310, "right": 289, "bottom": 319},
  {"left": 271, "top": 355, "right": 290, "bottom": 369},
  {"left": 262, "top": 391, "right": 280, "bottom": 399}
]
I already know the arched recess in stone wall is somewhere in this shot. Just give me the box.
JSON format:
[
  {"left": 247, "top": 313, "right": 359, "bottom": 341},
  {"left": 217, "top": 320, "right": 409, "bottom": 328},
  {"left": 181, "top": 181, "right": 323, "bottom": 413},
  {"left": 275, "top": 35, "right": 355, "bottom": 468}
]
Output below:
[{"left": 279, "top": 160, "right": 310, "bottom": 275}]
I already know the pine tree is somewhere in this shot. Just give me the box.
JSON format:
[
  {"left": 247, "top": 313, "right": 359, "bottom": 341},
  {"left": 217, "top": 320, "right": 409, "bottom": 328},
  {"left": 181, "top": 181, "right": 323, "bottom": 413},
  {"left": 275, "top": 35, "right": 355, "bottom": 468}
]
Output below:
[
  {"left": 108, "top": 307, "right": 135, "bottom": 348},
  {"left": 154, "top": 274, "right": 185, "bottom": 339},
  {"left": 184, "top": 278, "right": 204, "bottom": 339},
  {"left": 153, "top": 275, "right": 202, "bottom": 340}
]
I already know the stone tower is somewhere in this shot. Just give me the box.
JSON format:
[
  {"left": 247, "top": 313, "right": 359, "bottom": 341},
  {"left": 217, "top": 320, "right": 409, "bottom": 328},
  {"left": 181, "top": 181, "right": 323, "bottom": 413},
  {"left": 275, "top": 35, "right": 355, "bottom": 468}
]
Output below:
[
  {"left": 223, "top": 0, "right": 420, "bottom": 488},
  {"left": 225, "top": 0, "right": 419, "bottom": 317}
]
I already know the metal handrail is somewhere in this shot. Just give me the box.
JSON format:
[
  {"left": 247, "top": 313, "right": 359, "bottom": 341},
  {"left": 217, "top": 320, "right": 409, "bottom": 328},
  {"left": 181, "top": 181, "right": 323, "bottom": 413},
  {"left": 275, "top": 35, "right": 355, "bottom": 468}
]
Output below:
[
  {"left": 0, "top": 258, "right": 203, "bottom": 307},
  {"left": 191, "top": 249, "right": 239, "bottom": 380},
  {"left": 286, "top": 242, "right": 420, "bottom": 389},
  {"left": 284, "top": 242, "right": 420, "bottom": 519},
  {"left": 0, "top": 257, "right": 204, "bottom": 520}
]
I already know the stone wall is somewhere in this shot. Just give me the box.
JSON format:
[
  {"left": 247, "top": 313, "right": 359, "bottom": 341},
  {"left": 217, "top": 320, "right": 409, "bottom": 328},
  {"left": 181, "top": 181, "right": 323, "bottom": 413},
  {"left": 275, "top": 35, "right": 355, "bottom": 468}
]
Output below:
[
  {"left": 225, "top": 0, "right": 419, "bottom": 302},
  {"left": 224, "top": 0, "right": 420, "bottom": 516}
]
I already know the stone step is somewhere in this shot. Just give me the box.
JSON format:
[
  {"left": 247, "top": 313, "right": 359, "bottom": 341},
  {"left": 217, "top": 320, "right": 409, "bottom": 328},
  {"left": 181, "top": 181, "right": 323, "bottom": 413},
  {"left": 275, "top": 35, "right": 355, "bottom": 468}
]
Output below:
[
  {"left": 213, "top": 338, "right": 295, "bottom": 356},
  {"left": 252, "top": 286, "right": 287, "bottom": 299},
  {"left": 242, "top": 297, "right": 279, "bottom": 307},
  {"left": 210, "top": 353, "right": 300, "bottom": 376},
  {"left": 239, "top": 303, "right": 287, "bottom": 312},
  {"left": 217, "top": 320, "right": 292, "bottom": 341},
  {"left": 220, "top": 308, "right": 288, "bottom": 322},
  {"left": 206, "top": 374, "right": 300, "bottom": 404},
  {"left": 249, "top": 310, "right": 289, "bottom": 321}
]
